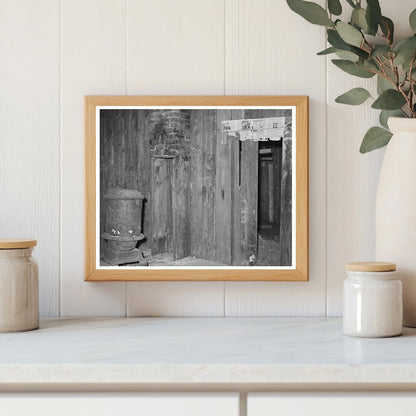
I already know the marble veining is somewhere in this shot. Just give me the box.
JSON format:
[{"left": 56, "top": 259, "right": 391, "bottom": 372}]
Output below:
[{"left": 0, "top": 317, "right": 416, "bottom": 385}]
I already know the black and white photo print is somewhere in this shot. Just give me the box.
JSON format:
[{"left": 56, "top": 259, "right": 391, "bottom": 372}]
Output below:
[{"left": 98, "top": 107, "right": 294, "bottom": 269}]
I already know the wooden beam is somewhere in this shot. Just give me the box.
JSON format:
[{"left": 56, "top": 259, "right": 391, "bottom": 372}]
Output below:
[
  {"left": 230, "top": 109, "right": 243, "bottom": 266},
  {"left": 215, "top": 109, "right": 233, "bottom": 265},
  {"left": 137, "top": 110, "right": 151, "bottom": 249},
  {"left": 190, "top": 110, "right": 217, "bottom": 261},
  {"left": 279, "top": 117, "right": 293, "bottom": 266},
  {"left": 172, "top": 155, "right": 191, "bottom": 259},
  {"left": 151, "top": 157, "right": 173, "bottom": 255}
]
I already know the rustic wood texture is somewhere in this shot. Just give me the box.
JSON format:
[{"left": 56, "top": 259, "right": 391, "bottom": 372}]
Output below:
[
  {"left": 279, "top": 135, "right": 293, "bottom": 266},
  {"left": 240, "top": 139, "right": 259, "bottom": 266},
  {"left": 172, "top": 156, "right": 191, "bottom": 259},
  {"left": 151, "top": 157, "right": 174, "bottom": 255},
  {"left": 190, "top": 110, "right": 217, "bottom": 261},
  {"left": 100, "top": 109, "right": 152, "bottom": 249},
  {"left": 215, "top": 110, "right": 233, "bottom": 265},
  {"left": 138, "top": 111, "right": 152, "bottom": 249},
  {"left": 230, "top": 110, "right": 244, "bottom": 266}
]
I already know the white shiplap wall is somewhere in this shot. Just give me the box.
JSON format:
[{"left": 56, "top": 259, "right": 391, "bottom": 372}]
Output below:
[{"left": 1, "top": 0, "right": 413, "bottom": 317}]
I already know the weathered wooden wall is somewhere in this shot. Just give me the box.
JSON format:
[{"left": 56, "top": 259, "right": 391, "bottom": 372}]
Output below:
[
  {"left": 100, "top": 110, "right": 151, "bottom": 248},
  {"left": 190, "top": 110, "right": 217, "bottom": 261},
  {"left": 100, "top": 109, "right": 291, "bottom": 266},
  {"left": 151, "top": 157, "right": 173, "bottom": 254}
]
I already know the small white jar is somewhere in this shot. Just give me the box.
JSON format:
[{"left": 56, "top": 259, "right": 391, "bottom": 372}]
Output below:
[
  {"left": 343, "top": 262, "right": 402, "bottom": 338},
  {"left": 0, "top": 239, "right": 39, "bottom": 332}
]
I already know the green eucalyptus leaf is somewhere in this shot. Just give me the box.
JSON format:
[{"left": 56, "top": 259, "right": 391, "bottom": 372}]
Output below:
[
  {"left": 327, "top": 28, "right": 348, "bottom": 48},
  {"left": 332, "top": 59, "right": 375, "bottom": 78},
  {"left": 335, "top": 87, "right": 371, "bottom": 105},
  {"left": 394, "top": 36, "right": 416, "bottom": 70},
  {"left": 379, "top": 110, "right": 402, "bottom": 129},
  {"left": 362, "top": 59, "right": 379, "bottom": 71},
  {"left": 371, "top": 46, "right": 392, "bottom": 58},
  {"left": 377, "top": 75, "right": 393, "bottom": 94},
  {"left": 335, "top": 50, "right": 359, "bottom": 62},
  {"left": 351, "top": 7, "right": 369, "bottom": 32},
  {"left": 336, "top": 21, "right": 363, "bottom": 47},
  {"left": 380, "top": 16, "right": 394, "bottom": 44},
  {"left": 372, "top": 89, "right": 406, "bottom": 110},
  {"left": 410, "top": 9, "right": 416, "bottom": 32},
  {"left": 317, "top": 46, "right": 358, "bottom": 61},
  {"left": 366, "top": 0, "right": 382, "bottom": 35},
  {"left": 317, "top": 47, "right": 338, "bottom": 55},
  {"left": 287, "top": 0, "right": 334, "bottom": 27},
  {"left": 328, "top": 0, "right": 342, "bottom": 16},
  {"left": 360, "top": 127, "right": 392, "bottom": 153},
  {"left": 327, "top": 29, "right": 369, "bottom": 59}
]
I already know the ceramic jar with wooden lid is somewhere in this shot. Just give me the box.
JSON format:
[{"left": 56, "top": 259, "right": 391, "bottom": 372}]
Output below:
[
  {"left": 0, "top": 239, "right": 39, "bottom": 332},
  {"left": 343, "top": 262, "right": 402, "bottom": 338}
]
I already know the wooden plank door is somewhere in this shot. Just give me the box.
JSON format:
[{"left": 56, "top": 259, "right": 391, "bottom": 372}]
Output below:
[{"left": 240, "top": 139, "right": 259, "bottom": 265}]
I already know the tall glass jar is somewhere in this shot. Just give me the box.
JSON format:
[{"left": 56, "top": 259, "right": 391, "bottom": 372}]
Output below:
[
  {"left": 0, "top": 239, "right": 39, "bottom": 332},
  {"left": 343, "top": 262, "right": 402, "bottom": 338}
]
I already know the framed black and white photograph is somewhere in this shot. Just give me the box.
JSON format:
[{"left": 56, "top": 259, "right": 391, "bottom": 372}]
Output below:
[{"left": 85, "top": 96, "right": 308, "bottom": 281}]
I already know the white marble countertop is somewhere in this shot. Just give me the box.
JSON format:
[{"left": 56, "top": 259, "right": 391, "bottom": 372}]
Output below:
[{"left": 1, "top": 317, "right": 416, "bottom": 389}]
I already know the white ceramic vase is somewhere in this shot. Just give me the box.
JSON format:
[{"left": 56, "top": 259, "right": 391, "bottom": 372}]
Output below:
[{"left": 376, "top": 117, "right": 416, "bottom": 327}]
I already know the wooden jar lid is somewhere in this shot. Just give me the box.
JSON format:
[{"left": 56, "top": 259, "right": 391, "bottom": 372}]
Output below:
[
  {"left": 0, "top": 239, "right": 37, "bottom": 249},
  {"left": 346, "top": 261, "right": 396, "bottom": 272}
]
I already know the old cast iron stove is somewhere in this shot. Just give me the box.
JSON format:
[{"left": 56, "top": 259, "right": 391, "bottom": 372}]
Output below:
[{"left": 101, "top": 188, "right": 147, "bottom": 266}]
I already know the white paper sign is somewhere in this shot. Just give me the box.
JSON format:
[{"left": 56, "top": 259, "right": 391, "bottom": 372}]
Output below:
[{"left": 221, "top": 117, "right": 285, "bottom": 141}]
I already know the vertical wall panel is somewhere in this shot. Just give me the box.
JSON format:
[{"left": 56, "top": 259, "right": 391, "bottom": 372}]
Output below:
[
  {"left": 0, "top": 1, "right": 60, "bottom": 317},
  {"left": 61, "top": 0, "right": 127, "bottom": 316},
  {"left": 326, "top": 0, "right": 416, "bottom": 316},
  {"left": 190, "top": 110, "right": 217, "bottom": 261},
  {"left": 151, "top": 157, "right": 173, "bottom": 254},
  {"left": 224, "top": 0, "right": 327, "bottom": 316},
  {"left": 125, "top": 0, "right": 226, "bottom": 316},
  {"left": 215, "top": 110, "right": 233, "bottom": 265},
  {"left": 126, "top": 0, "right": 226, "bottom": 95}
]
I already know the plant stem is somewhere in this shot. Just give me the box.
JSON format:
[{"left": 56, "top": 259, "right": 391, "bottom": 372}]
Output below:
[{"left": 409, "top": 56, "right": 416, "bottom": 117}]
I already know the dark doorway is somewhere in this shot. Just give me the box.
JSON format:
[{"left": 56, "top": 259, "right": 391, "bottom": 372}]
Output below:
[
  {"left": 258, "top": 141, "right": 282, "bottom": 236},
  {"left": 256, "top": 140, "right": 283, "bottom": 266}
]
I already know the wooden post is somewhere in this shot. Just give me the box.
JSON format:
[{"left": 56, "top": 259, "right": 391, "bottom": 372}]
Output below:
[
  {"left": 99, "top": 111, "right": 113, "bottom": 236},
  {"left": 240, "top": 139, "right": 259, "bottom": 265},
  {"left": 190, "top": 110, "right": 217, "bottom": 261},
  {"left": 273, "top": 141, "right": 283, "bottom": 236},
  {"left": 172, "top": 155, "right": 191, "bottom": 259},
  {"left": 114, "top": 110, "right": 126, "bottom": 188},
  {"left": 151, "top": 157, "right": 173, "bottom": 255},
  {"left": 230, "top": 109, "right": 244, "bottom": 266},
  {"left": 215, "top": 109, "right": 233, "bottom": 265},
  {"left": 279, "top": 125, "right": 292, "bottom": 266},
  {"left": 137, "top": 110, "right": 151, "bottom": 249},
  {"left": 124, "top": 111, "right": 139, "bottom": 190}
]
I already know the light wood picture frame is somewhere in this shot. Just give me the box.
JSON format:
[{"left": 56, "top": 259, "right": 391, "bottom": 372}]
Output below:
[{"left": 85, "top": 96, "right": 308, "bottom": 281}]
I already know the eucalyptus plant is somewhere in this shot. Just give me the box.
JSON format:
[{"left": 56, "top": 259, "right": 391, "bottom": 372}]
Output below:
[{"left": 287, "top": 0, "right": 416, "bottom": 153}]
